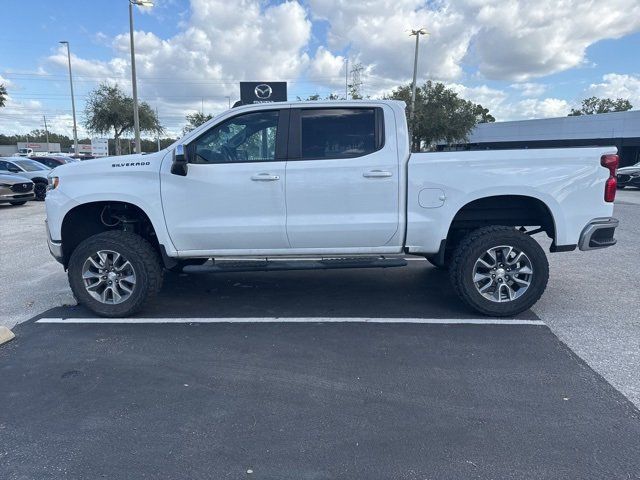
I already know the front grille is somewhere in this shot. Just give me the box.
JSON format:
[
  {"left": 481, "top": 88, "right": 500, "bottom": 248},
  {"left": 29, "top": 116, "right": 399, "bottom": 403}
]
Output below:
[{"left": 11, "top": 182, "right": 33, "bottom": 193}]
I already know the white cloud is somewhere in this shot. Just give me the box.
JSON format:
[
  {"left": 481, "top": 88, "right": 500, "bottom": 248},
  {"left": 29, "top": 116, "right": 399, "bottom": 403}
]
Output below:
[
  {"left": 449, "top": 82, "right": 569, "bottom": 120},
  {"left": 4, "top": 0, "right": 636, "bottom": 136},
  {"left": 465, "top": 0, "right": 640, "bottom": 80},
  {"left": 510, "top": 82, "right": 547, "bottom": 98},
  {"left": 585, "top": 73, "right": 640, "bottom": 106},
  {"left": 44, "top": 0, "right": 312, "bottom": 136},
  {"left": 311, "top": 0, "right": 640, "bottom": 83}
]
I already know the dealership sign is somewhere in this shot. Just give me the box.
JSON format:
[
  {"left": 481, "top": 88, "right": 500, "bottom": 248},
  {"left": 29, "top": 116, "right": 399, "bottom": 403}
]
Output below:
[
  {"left": 91, "top": 138, "right": 109, "bottom": 157},
  {"left": 240, "top": 82, "right": 287, "bottom": 105}
]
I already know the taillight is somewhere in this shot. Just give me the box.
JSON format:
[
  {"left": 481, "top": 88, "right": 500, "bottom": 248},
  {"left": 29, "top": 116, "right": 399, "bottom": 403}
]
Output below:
[{"left": 601, "top": 154, "right": 619, "bottom": 202}]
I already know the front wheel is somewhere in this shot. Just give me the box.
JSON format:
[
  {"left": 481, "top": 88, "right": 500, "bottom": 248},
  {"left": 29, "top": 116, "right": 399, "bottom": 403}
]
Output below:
[
  {"left": 34, "top": 181, "right": 47, "bottom": 200},
  {"left": 449, "top": 226, "right": 549, "bottom": 317},
  {"left": 68, "top": 231, "right": 163, "bottom": 317}
]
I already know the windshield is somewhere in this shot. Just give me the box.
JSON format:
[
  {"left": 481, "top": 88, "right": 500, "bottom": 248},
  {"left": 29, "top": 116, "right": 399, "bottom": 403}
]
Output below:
[{"left": 12, "top": 159, "right": 51, "bottom": 171}]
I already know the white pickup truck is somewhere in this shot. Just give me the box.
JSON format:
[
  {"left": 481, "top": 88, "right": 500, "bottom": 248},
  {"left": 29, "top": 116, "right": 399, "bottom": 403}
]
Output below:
[{"left": 45, "top": 100, "right": 619, "bottom": 317}]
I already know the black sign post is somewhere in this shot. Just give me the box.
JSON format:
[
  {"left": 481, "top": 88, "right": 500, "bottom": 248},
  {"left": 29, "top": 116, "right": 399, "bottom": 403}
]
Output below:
[{"left": 239, "top": 82, "right": 287, "bottom": 105}]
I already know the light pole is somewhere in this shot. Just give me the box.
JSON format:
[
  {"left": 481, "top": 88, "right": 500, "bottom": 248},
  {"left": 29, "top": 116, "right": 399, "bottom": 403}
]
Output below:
[
  {"left": 59, "top": 41, "right": 79, "bottom": 155},
  {"left": 409, "top": 28, "right": 428, "bottom": 126},
  {"left": 129, "top": 0, "right": 153, "bottom": 154}
]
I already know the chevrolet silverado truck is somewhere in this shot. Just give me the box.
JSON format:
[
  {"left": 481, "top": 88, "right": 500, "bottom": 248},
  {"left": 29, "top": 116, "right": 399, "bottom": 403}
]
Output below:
[{"left": 45, "top": 100, "right": 619, "bottom": 317}]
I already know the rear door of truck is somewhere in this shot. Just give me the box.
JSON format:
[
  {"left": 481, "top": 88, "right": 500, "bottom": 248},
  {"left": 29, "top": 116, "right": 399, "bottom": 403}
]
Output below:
[{"left": 285, "top": 105, "right": 400, "bottom": 249}]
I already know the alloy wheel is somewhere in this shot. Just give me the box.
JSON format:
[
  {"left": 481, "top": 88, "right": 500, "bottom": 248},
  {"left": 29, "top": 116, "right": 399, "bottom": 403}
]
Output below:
[
  {"left": 81, "top": 250, "right": 137, "bottom": 304},
  {"left": 472, "top": 245, "right": 533, "bottom": 303}
]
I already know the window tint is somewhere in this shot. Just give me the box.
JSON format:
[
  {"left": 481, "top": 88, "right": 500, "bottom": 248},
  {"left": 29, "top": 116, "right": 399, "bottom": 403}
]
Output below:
[
  {"left": 191, "top": 111, "right": 279, "bottom": 164},
  {"left": 300, "top": 108, "right": 377, "bottom": 160}
]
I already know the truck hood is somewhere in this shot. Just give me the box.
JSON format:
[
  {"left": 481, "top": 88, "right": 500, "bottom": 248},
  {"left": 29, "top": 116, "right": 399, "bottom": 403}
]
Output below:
[
  {"left": 0, "top": 172, "right": 34, "bottom": 184},
  {"left": 52, "top": 151, "right": 166, "bottom": 177}
]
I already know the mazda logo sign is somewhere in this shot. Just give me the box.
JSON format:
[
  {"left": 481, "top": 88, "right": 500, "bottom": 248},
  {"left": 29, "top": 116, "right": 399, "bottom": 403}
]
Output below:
[{"left": 254, "top": 84, "right": 272, "bottom": 100}]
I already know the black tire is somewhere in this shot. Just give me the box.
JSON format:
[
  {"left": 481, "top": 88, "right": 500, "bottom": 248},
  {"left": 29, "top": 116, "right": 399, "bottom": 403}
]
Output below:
[
  {"left": 9, "top": 201, "right": 27, "bottom": 206},
  {"left": 68, "top": 231, "right": 163, "bottom": 317},
  {"left": 34, "top": 181, "right": 47, "bottom": 200},
  {"left": 449, "top": 226, "right": 549, "bottom": 317},
  {"left": 617, "top": 185, "right": 625, "bottom": 189}
]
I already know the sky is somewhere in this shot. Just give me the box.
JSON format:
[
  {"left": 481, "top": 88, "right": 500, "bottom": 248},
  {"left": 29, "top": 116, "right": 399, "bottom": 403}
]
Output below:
[{"left": 0, "top": 0, "right": 639, "bottom": 138}]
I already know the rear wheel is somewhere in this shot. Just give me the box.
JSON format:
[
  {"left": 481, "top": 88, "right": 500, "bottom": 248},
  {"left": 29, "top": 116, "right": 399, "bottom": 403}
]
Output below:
[
  {"left": 449, "top": 226, "right": 549, "bottom": 317},
  {"left": 68, "top": 231, "right": 163, "bottom": 317}
]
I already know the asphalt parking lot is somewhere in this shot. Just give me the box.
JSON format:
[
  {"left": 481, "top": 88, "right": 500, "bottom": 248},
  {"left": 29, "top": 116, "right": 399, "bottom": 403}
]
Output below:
[{"left": 1, "top": 192, "right": 640, "bottom": 479}]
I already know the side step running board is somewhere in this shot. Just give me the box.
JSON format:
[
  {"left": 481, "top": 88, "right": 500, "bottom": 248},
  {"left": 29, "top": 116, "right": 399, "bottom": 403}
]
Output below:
[{"left": 182, "top": 257, "right": 408, "bottom": 274}]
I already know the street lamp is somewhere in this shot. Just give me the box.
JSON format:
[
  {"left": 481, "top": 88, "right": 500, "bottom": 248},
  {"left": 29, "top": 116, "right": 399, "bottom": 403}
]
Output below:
[
  {"left": 129, "top": 0, "right": 154, "bottom": 154},
  {"left": 59, "top": 41, "right": 79, "bottom": 155},
  {"left": 409, "top": 28, "right": 429, "bottom": 127}
]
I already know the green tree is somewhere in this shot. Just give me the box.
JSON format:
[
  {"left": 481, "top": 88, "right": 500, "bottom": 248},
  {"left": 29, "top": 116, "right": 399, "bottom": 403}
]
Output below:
[
  {"left": 84, "top": 82, "right": 163, "bottom": 155},
  {"left": 474, "top": 104, "right": 495, "bottom": 123},
  {"left": 0, "top": 83, "right": 7, "bottom": 108},
  {"left": 296, "top": 93, "right": 345, "bottom": 101},
  {"left": 388, "top": 81, "right": 491, "bottom": 151},
  {"left": 568, "top": 96, "right": 633, "bottom": 116},
  {"left": 183, "top": 112, "right": 213, "bottom": 135}
]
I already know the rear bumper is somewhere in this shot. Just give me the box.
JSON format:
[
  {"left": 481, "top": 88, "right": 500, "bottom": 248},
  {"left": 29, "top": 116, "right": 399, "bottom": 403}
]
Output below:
[
  {"left": 45, "top": 220, "right": 64, "bottom": 264},
  {"left": 578, "top": 217, "right": 619, "bottom": 251}
]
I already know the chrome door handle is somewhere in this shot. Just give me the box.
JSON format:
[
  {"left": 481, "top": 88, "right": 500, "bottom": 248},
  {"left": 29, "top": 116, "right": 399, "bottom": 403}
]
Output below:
[
  {"left": 251, "top": 173, "right": 280, "bottom": 181},
  {"left": 363, "top": 170, "right": 393, "bottom": 178}
]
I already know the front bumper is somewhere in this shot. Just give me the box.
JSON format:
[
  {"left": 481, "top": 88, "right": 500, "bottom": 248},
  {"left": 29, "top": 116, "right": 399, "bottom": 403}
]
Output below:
[
  {"left": 45, "top": 220, "right": 64, "bottom": 264},
  {"left": 578, "top": 217, "right": 619, "bottom": 251},
  {"left": 0, "top": 192, "right": 35, "bottom": 203},
  {"left": 617, "top": 173, "right": 640, "bottom": 188}
]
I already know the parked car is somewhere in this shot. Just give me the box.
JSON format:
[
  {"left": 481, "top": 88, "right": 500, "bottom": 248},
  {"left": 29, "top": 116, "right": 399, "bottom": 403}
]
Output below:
[
  {"left": 0, "top": 158, "right": 51, "bottom": 200},
  {"left": 45, "top": 100, "right": 619, "bottom": 318},
  {"left": 28, "top": 156, "right": 75, "bottom": 169},
  {"left": 617, "top": 162, "right": 640, "bottom": 189},
  {"left": 0, "top": 173, "right": 35, "bottom": 206},
  {"left": 14, "top": 147, "right": 34, "bottom": 157}
]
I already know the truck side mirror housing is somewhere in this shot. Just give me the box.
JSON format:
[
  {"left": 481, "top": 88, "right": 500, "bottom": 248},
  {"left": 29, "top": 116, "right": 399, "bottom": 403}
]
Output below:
[{"left": 171, "top": 144, "right": 188, "bottom": 176}]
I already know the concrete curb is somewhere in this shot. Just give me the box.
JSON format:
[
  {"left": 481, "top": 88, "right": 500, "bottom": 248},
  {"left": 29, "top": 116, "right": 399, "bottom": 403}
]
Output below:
[{"left": 0, "top": 326, "right": 15, "bottom": 345}]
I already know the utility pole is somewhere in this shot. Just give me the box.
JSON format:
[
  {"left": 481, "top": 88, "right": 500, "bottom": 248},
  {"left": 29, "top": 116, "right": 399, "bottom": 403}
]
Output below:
[
  {"left": 128, "top": 1, "right": 153, "bottom": 154},
  {"left": 349, "top": 63, "right": 364, "bottom": 99},
  {"left": 345, "top": 58, "right": 349, "bottom": 100},
  {"left": 409, "top": 28, "right": 429, "bottom": 126},
  {"left": 156, "top": 106, "right": 161, "bottom": 152},
  {"left": 43, "top": 115, "right": 50, "bottom": 152},
  {"left": 59, "top": 41, "right": 78, "bottom": 155},
  {"left": 226, "top": 96, "right": 231, "bottom": 109}
]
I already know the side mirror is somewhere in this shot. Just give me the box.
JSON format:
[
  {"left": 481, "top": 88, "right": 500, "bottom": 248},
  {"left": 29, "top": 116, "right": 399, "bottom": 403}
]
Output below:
[
  {"left": 171, "top": 144, "right": 188, "bottom": 176},
  {"left": 8, "top": 165, "right": 20, "bottom": 173}
]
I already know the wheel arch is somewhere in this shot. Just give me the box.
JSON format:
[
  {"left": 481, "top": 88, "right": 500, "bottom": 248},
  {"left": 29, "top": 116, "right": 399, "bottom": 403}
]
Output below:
[
  {"left": 430, "top": 194, "right": 561, "bottom": 266},
  {"left": 60, "top": 200, "right": 164, "bottom": 268}
]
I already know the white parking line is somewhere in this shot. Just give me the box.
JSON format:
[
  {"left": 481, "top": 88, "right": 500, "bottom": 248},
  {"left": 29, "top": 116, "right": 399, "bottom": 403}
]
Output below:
[{"left": 36, "top": 317, "right": 545, "bottom": 325}]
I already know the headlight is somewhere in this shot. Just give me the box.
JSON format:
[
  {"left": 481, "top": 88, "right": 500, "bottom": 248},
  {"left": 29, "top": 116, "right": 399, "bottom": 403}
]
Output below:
[{"left": 48, "top": 176, "right": 60, "bottom": 190}]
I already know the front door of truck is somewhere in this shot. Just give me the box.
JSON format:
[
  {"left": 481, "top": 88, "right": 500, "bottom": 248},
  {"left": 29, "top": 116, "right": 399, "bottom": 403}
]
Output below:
[
  {"left": 285, "top": 106, "right": 400, "bottom": 249},
  {"left": 161, "top": 109, "right": 290, "bottom": 253}
]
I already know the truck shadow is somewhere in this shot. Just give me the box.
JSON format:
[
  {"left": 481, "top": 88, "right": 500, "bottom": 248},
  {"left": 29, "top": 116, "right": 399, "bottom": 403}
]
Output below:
[
  {"left": 29, "top": 261, "right": 538, "bottom": 321},
  {"left": 142, "top": 261, "right": 538, "bottom": 320}
]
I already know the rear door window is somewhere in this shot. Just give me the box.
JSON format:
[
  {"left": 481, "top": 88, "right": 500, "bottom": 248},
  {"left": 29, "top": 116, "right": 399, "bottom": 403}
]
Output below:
[{"left": 298, "top": 108, "right": 381, "bottom": 160}]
